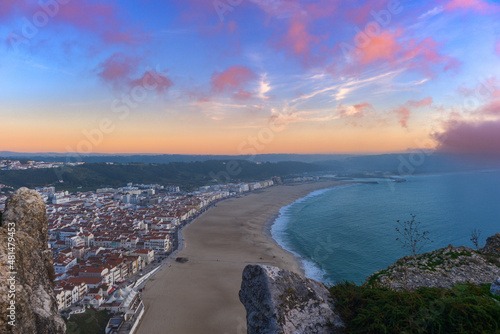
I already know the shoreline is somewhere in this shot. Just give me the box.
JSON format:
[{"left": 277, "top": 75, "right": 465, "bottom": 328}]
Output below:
[{"left": 136, "top": 181, "right": 349, "bottom": 334}]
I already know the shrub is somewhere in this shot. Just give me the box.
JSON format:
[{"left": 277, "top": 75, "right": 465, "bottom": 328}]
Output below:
[{"left": 329, "top": 282, "right": 500, "bottom": 333}]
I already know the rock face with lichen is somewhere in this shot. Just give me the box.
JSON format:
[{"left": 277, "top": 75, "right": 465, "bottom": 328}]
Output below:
[
  {"left": 481, "top": 233, "right": 500, "bottom": 255},
  {"left": 239, "top": 264, "right": 344, "bottom": 334},
  {"left": 0, "top": 188, "right": 65, "bottom": 334},
  {"left": 366, "top": 244, "right": 500, "bottom": 291}
]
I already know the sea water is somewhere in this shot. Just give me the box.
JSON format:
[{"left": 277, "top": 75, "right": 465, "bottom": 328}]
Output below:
[{"left": 271, "top": 171, "right": 500, "bottom": 285}]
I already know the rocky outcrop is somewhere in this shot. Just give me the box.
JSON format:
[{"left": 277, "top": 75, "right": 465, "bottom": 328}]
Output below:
[
  {"left": 239, "top": 264, "right": 344, "bottom": 334},
  {"left": 367, "top": 245, "right": 499, "bottom": 291},
  {"left": 481, "top": 233, "right": 500, "bottom": 255},
  {"left": 0, "top": 188, "right": 65, "bottom": 334},
  {"left": 491, "top": 277, "right": 500, "bottom": 296}
]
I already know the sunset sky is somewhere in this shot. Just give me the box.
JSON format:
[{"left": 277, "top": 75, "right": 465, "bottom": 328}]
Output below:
[{"left": 1, "top": 0, "right": 499, "bottom": 155}]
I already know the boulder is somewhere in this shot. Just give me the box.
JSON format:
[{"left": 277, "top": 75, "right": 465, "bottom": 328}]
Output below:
[{"left": 239, "top": 264, "right": 344, "bottom": 334}]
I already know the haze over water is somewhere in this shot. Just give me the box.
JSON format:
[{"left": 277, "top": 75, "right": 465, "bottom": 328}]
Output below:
[{"left": 272, "top": 171, "right": 500, "bottom": 284}]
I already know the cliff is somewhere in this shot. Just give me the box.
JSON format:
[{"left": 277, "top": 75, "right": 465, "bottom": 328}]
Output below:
[
  {"left": 367, "top": 244, "right": 500, "bottom": 290},
  {"left": 240, "top": 236, "right": 500, "bottom": 333},
  {"left": 0, "top": 188, "right": 65, "bottom": 334},
  {"left": 239, "top": 264, "right": 344, "bottom": 334}
]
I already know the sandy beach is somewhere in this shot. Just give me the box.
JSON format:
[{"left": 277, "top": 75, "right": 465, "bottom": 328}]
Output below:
[{"left": 136, "top": 181, "right": 346, "bottom": 334}]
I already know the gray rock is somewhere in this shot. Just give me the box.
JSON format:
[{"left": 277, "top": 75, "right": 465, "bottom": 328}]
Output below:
[
  {"left": 0, "top": 188, "right": 66, "bottom": 334},
  {"left": 491, "top": 277, "right": 500, "bottom": 296},
  {"left": 367, "top": 245, "right": 500, "bottom": 291},
  {"left": 481, "top": 233, "right": 500, "bottom": 255},
  {"left": 239, "top": 264, "right": 344, "bottom": 334}
]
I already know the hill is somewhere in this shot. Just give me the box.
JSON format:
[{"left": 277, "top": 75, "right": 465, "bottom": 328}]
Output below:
[{"left": 0, "top": 160, "right": 324, "bottom": 191}]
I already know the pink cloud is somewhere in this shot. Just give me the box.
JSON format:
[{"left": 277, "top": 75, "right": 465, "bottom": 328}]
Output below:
[
  {"left": 433, "top": 119, "right": 500, "bottom": 154},
  {"left": 345, "top": 0, "right": 384, "bottom": 25},
  {"left": 233, "top": 89, "right": 253, "bottom": 100},
  {"left": 0, "top": 0, "right": 19, "bottom": 19},
  {"left": 401, "top": 37, "right": 461, "bottom": 77},
  {"left": 251, "top": 0, "right": 338, "bottom": 66},
  {"left": 345, "top": 29, "right": 460, "bottom": 77},
  {"left": 4, "top": 1, "right": 141, "bottom": 45},
  {"left": 479, "top": 100, "right": 500, "bottom": 115},
  {"left": 408, "top": 97, "right": 433, "bottom": 108},
  {"left": 96, "top": 53, "right": 140, "bottom": 83},
  {"left": 211, "top": 65, "right": 257, "bottom": 93},
  {"left": 356, "top": 30, "right": 402, "bottom": 65},
  {"left": 129, "top": 70, "right": 174, "bottom": 94},
  {"left": 227, "top": 21, "right": 238, "bottom": 34},
  {"left": 339, "top": 102, "right": 373, "bottom": 118},
  {"left": 443, "top": 0, "right": 500, "bottom": 13},
  {"left": 395, "top": 106, "right": 411, "bottom": 128},
  {"left": 277, "top": 18, "right": 321, "bottom": 65},
  {"left": 457, "top": 77, "right": 497, "bottom": 97},
  {"left": 56, "top": 1, "right": 142, "bottom": 44}
]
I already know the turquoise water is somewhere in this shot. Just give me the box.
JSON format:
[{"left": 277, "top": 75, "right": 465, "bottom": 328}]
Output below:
[{"left": 271, "top": 171, "right": 500, "bottom": 284}]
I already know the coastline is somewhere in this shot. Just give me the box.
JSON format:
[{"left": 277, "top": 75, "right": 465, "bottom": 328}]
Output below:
[{"left": 136, "top": 181, "right": 348, "bottom": 334}]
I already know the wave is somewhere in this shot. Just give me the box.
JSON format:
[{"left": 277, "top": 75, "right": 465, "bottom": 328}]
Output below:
[{"left": 270, "top": 185, "right": 354, "bottom": 283}]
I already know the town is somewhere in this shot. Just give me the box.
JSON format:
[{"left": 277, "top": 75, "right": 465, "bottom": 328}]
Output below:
[
  {"left": 0, "top": 159, "right": 85, "bottom": 171},
  {"left": 0, "top": 178, "right": 280, "bottom": 332}
]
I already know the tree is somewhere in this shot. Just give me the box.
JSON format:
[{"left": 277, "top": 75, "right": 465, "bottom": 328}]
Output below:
[
  {"left": 395, "top": 214, "right": 432, "bottom": 256},
  {"left": 470, "top": 228, "right": 482, "bottom": 250}
]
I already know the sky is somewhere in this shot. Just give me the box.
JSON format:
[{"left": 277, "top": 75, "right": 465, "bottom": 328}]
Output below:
[{"left": 1, "top": 0, "right": 499, "bottom": 155}]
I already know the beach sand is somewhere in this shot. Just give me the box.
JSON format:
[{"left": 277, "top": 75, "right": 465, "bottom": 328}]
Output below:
[{"left": 136, "top": 181, "right": 345, "bottom": 334}]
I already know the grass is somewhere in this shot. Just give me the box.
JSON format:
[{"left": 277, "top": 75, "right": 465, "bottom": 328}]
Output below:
[
  {"left": 64, "top": 308, "right": 112, "bottom": 334},
  {"left": 329, "top": 282, "right": 500, "bottom": 334}
]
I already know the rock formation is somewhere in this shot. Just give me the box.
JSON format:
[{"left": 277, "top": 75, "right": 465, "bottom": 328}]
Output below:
[
  {"left": 239, "top": 264, "right": 344, "bottom": 334},
  {"left": 0, "top": 188, "right": 66, "bottom": 334},
  {"left": 367, "top": 245, "right": 499, "bottom": 291},
  {"left": 481, "top": 233, "right": 500, "bottom": 255},
  {"left": 491, "top": 277, "right": 500, "bottom": 296}
]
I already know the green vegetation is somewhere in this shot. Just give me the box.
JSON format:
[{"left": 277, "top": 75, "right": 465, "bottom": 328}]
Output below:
[
  {"left": 329, "top": 282, "right": 500, "bottom": 334},
  {"left": 64, "top": 308, "right": 112, "bottom": 334},
  {"left": 0, "top": 160, "right": 323, "bottom": 191}
]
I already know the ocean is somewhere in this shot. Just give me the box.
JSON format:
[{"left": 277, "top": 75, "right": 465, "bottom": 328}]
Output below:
[{"left": 271, "top": 171, "right": 500, "bottom": 285}]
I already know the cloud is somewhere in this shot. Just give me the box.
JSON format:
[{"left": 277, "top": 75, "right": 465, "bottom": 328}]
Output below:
[
  {"left": 408, "top": 97, "right": 433, "bottom": 107},
  {"left": 395, "top": 106, "right": 411, "bottom": 128},
  {"left": 443, "top": 0, "right": 500, "bottom": 13},
  {"left": 233, "top": 89, "right": 253, "bottom": 100},
  {"left": 345, "top": 29, "right": 461, "bottom": 77},
  {"left": 258, "top": 74, "right": 272, "bottom": 100},
  {"left": 433, "top": 119, "right": 500, "bottom": 155},
  {"left": 0, "top": 0, "right": 20, "bottom": 19},
  {"left": 418, "top": 6, "right": 445, "bottom": 19},
  {"left": 250, "top": 0, "right": 338, "bottom": 66},
  {"left": 129, "top": 70, "right": 174, "bottom": 94},
  {"left": 392, "top": 97, "right": 433, "bottom": 129},
  {"left": 402, "top": 37, "right": 461, "bottom": 77},
  {"left": 355, "top": 30, "right": 402, "bottom": 65},
  {"left": 211, "top": 65, "right": 257, "bottom": 93},
  {"left": 277, "top": 18, "right": 321, "bottom": 65},
  {"left": 96, "top": 53, "right": 141, "bottom": 84},
  {"left": 5, "top": 1, "right": 142, "bottom": 45},
  {"left": 338, "top": 102, "right": 373, "bottom": 118},
  {"left": 479, "top": 100, "right": 500, "bottom": 115}
]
